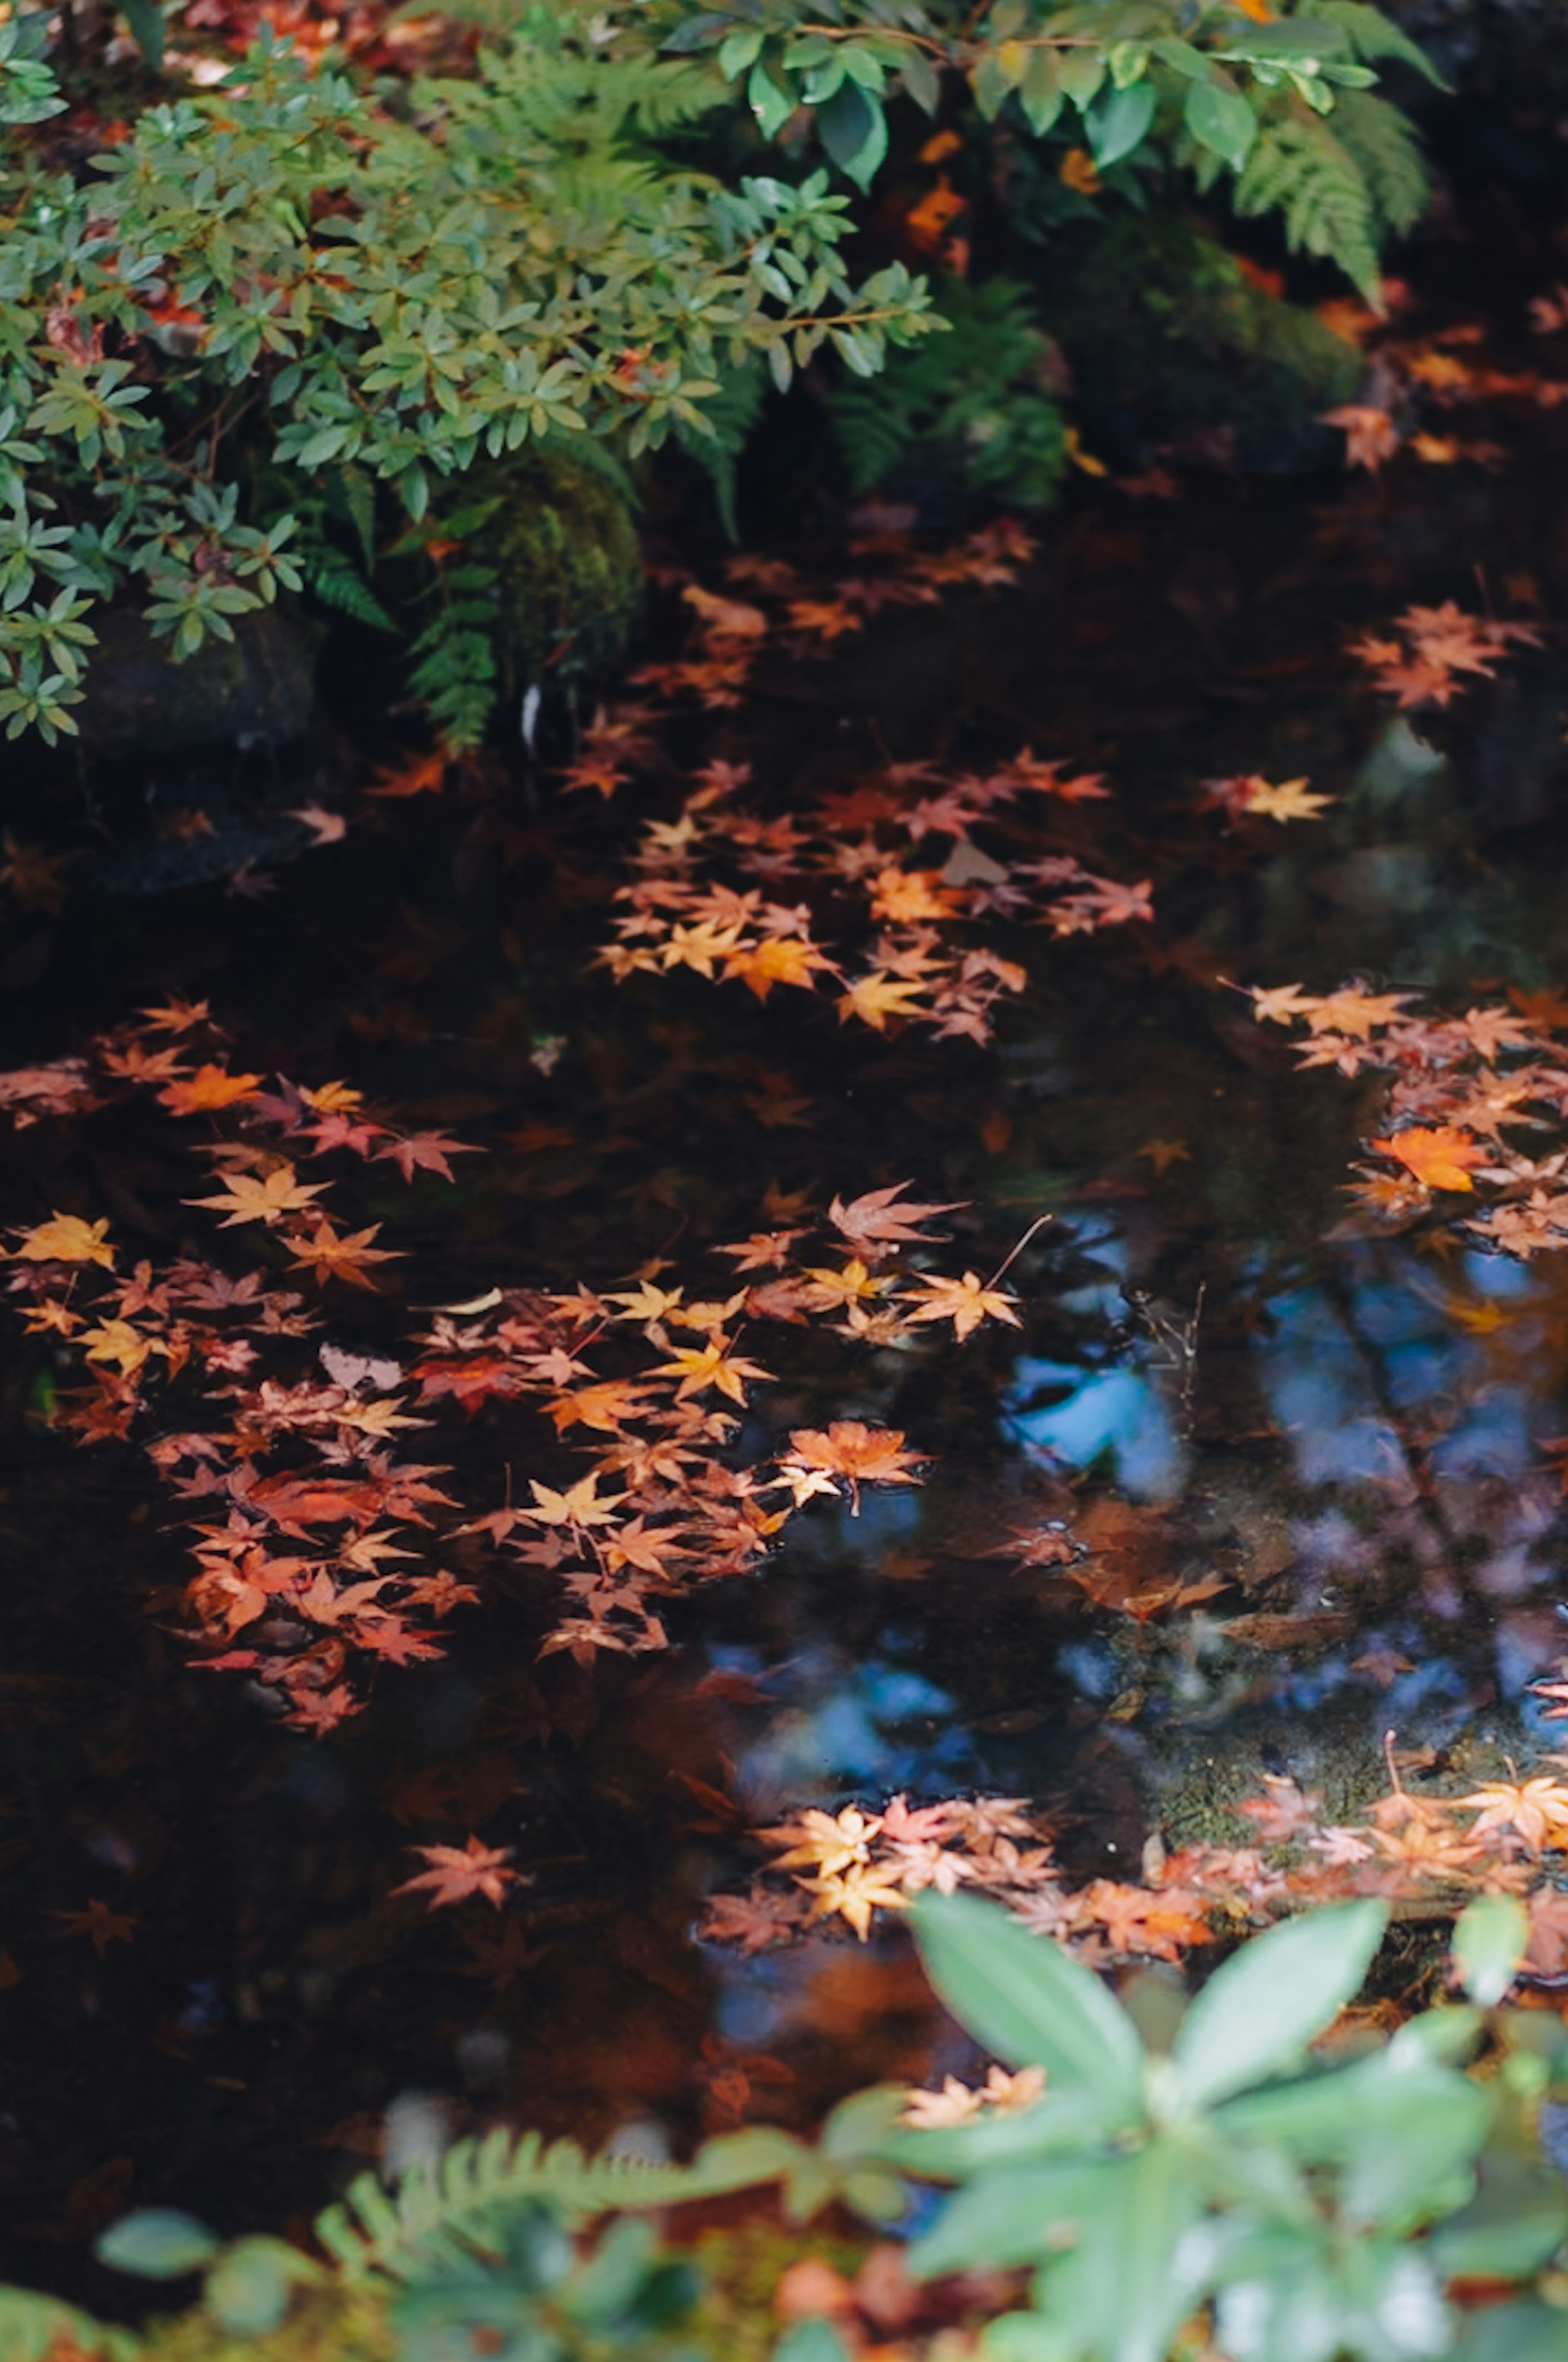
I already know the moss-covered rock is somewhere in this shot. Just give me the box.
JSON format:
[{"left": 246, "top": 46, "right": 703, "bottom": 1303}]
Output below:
[
  {"left": 138, "top": 2284, "right": 394, "bottom": 2362},
  {"left": 1052, "top": 214, "right": 1365, "bottom": 473},
  {"left": 476, "top": 446, "right": 643, "bottom": 702}
]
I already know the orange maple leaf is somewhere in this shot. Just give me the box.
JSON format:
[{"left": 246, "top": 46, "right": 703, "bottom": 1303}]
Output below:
[
  {"left": 1368, "top": 1126, "right": 1485, "bottom": 1192},
  {"left": 721, "top": 937, "right": 832, "bottom": 999},
  {"left": 900, "top": 1269, "right": 1021, "bottom": 1342},
  {"left": 868, "top": 868, "right": 963, "bottom": 923},
  {"left": 158, "top": 1064, "right": 264, "bottom": 1115},
  {"left": 784, "top": 1420, "right": 925, "bottom": 1511},
  {"left": 286, "top": 1218, "right": 403, "bottom": 1287},
  {"left": 392, "top": 1835, "right": 521, "bottom": 1910},
  {"left": 837, "top": 972, "right": 932, "bottom": 1032}
]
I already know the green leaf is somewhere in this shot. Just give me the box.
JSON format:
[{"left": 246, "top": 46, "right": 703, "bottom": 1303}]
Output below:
[
  {"left": 1428, "top": 2152, "right": 1568, "bottom": 2284},
  {"left": 1019, "top": 49, "right": 1062, "bottom": 136},
  {"left": 118, "top": 0, "right": 165, "bottom": 69},
  {"left": 1169, "top": 1903, "right": 1388, "bottom": 2112},
  {"left": 775, "top": 2321, "right": 853, "bottom": 2362},
  {"left": 204, "top": 2240, "right": 319, "bottom": 2337},
  {"left": 911, "top": 1894, "right": 1145, "bottom": 2119},
  {"left": 1056, "top": 50, "right": 1105, "bottom": 112},
  {"left": 718, "top": 24, "right": 764, "bottom": 77},
  {"left": 816, "top": 82, "right": 887, "bottom": 190},
  {"left": 900, "top": 48, "right": 940, "bottom": 114},
  {"left": 1453, "top": 2301, "right": 1568, "bottom": 2362},
  {"left": 748, "top": 60, "right": 794, "bottom": 138},
  {"left": 1085, "top": 81, "right": 1156, "bottom": 168},
  {"left": 1453, "top": 1894, "right": 1528, "bottom": 2008},
  {"left": 1185, "top": 79, "right": 1256, "bottom": 173},
  {"left": 95, "top": 2213, "right": 220, "bottom": 2279}
]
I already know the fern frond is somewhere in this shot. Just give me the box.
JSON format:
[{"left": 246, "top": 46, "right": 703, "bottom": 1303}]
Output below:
[
  {"left": 1235, "top": 113, "right": 1381, "bottom": 303},
  {"left": 316, "top": 2125, "right": 813, "bottom": 2285},
  {"left": 1312, "top": 1, "right": 1449, "bottom": 88},
  {"left": 308, "top": 551, "right": 399, "bottom": 632},
  {"left": 0, "top": 2288, "right": 139, "bottom": 2362},
  {"left": 1329, "top": 87, "right": 1427, "bottom": 239}
]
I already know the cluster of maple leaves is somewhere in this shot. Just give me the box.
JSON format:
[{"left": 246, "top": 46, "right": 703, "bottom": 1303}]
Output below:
[
  {"left": 1, "top": 996, "right": 1037, "bottom": 1740},
  {"left": 700, "top": 1751, "right": 1568, "bottom": 1993},
  {"left": 1321, "top": 285, "right": 1568, "bottom": 479},
  {"left": 1248, "top": 977, "right": 1568, "bottom": 1261},
  {"left": 569, "top": 520, "right": 1151, "bottom": 1046},
  {"left": 1347, "top": 600, "right": 1543, "bottom": 710},
  {"left": 1, "top": 1002, "right": 483, "bottom": 1733}
]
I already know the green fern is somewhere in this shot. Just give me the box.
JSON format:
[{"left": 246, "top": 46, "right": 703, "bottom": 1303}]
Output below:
[
  {"left": 308, "top": 549, "right": 399, "bottom": 633},
  {"left": 829, "top": 275, "right": 1065, "bottom": 506},
  {"left": 1235, "top": 112, "right": 1381, "bottom": 306},
  {"left": 1330, "top": 86, "right": 1428, "bottom": 239},
  {"left": 1314, "top": 0, "right": 1450, "bottom": 88},
  {"left": 315, "top": 2124, "right": 817, "bottom": 2284}
]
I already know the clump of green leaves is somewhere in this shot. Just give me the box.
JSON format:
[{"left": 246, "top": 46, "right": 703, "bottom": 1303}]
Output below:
[
  {"left": 0, "top": 6, "right": 935, "bottom": 748},
  {"left": 891, "top": 1889, "right": 1568, "bottom": 2362}
]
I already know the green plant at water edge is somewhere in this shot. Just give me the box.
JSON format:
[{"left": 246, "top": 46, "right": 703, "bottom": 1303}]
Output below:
[
  {"left": 5, "top": 1901, "right": 1560, "bottom": 2362},
  {"left": 0, "top": 6, "right": 936, "bottom": 749},
  {"left": 1, "top": 0, "right": 1438, "bottom": 749},
  {"left": 889, "top": 1889, "right": 1568, "bottom": 2360}
]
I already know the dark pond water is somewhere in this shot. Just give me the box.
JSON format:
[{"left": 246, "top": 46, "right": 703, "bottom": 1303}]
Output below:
[{"left": 6, "top": 215, "right": 1568, "bottom": 2304}]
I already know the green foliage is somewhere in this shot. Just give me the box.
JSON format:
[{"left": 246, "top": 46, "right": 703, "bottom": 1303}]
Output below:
[
  {"left": 6, "top": 1897, "right": 1568, "bottom": 2362},
  {"left": 886, "top": 1891, "right": 1568, "bottom": 2362},
  {"left": 654, "top": 0, "right": 1434, "bottom": 301},
  {"left": 0, "top": 7, "right": 938, "bottom": 747},
  {"left": 829, "top": 277, "right": 1067, "bottom": 507}
]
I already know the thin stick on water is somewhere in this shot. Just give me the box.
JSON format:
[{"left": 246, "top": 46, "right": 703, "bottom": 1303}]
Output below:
[{"left": 984, "top": 1213, "right": 1054, "bottom": 1294}]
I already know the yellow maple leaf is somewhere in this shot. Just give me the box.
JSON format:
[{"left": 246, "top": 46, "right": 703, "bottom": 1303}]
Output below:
[
  {"left": 652, "top": 1332, "right": 774, "bottom": 1404},
  {"left": 187, "top": 1164, "right": 329, "bottom": 1227},
  {"left": 1243, "top": 777, "right": 1335, "bottom": 823},
  {"left": 803, "top": 1861, "right": 912, "bottom": 1941},
  {"left": 12, "top": 1213, "right": 115, "bottom": 1267},
  {"left": 901, "top": 1270, "right": 1022, "bottom": 1342},
  {"left": 837, "top": 972, "right": 932, "bottom": 1032}
]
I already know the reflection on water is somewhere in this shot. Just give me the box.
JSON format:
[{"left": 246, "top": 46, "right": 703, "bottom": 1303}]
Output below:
[{"left": 9, "top": 256, "right": 1568, "bottom": 2290}]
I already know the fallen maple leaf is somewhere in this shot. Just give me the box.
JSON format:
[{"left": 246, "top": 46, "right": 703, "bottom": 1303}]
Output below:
[
  {"left": 188, "top": 1165, "right": 329, "bottom": 1227},
  {"left": 374, "top": 1131, "right": 480, "bottom": 1184},
  {"left": 784, "top": 1421, "right": 925, "bottom": 1512},
  {"left": 53, "top": 1900, "right": 137, "bottom": 1956},
  {"left": 652, "top": 1333, "right": 773, "bottom": 1404},
  {"left": 392, "top": 1835, "right": 521, "bottom": 1910},
  {"left": 837, "top": 972, "right": 932, "bottom": 1032},
  {"left": 12, "top": 1213, "right": 115, "bottom": 1267},
  {"left": 158, "top": 1064, "right": 265, "bottom": 1115},
  {"left": 828, "top": 1183, "right": 964, "bottom": 1256},
  {"left": 286, "top": 1219, "right": 403, "bottom": 1287},
  {"left": 900, "top": 1269, "right": 1021, "bottom": 1343},
  {"left": 1368, "top": 1126, "right": 1485, "bottom": 1192},
  {"left": 1243, "top": 777, "right": 1334, "bottom": 823}
]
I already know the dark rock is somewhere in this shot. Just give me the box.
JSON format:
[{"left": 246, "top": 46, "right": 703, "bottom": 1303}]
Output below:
[{"left": 74, "top": 600, "right": 321, "bottom": 757}]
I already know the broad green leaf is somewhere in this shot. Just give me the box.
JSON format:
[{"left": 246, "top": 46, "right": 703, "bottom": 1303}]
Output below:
[
  {"left": 979, "top": 2315, "right": 1073, "bottom": 2362},
  {"left": 1453, "top": 2301, "right": 1568, "bottom": 2362},
  {"left": 1217, "top": 2231, "right": 1450, "bottom": 2362},
  {"left": 1216, "top": 2046, "right": 1476, "bottom": 2166},
  {"left": 747, "top": 61, "right": 794, "bottom": 139},
  {"left": 1184, "top": 78, "right": 1256, "bottom": 172},
  {"left": 910, "top": 2161, "right": 1109, "bottom": 2277},
  {"left": 718, "top": 25, "right": 763, "bottom": 78},
  {"left": 1169, "top": 1902, "right": 1388, "bottom": 2112},
  {"left": 816, "top": 82, "right": 887, "bottom": 190},
  {"left": 1056, "top": 49, "right": 1105, "bottom": 111},
  {"left": 1029, "top": 2143, "right": 1210, "bottom": 2362},
  {"left": 911, "top": 1894, "right": 1145, "bottom": 2118},
  {"left": 1428, "top": 2152, "right": 1568, "bottom": 2284},
  {"left": 1338, "top": 2075, "right": 1491, "bottom": 2231},
  {"left": 1452, "top": 1893, "right": 1528, "bottom": 2008},
  {"left": 1085, "top": 81, "right": 1155, "bottom": 168},
  {"left": 95, "top": 2212, "right": 219, "bottom": 2279},
  {"left": 900, "top": 48, "right": 940, "bottom": 113},
  {"left": 1020, "top": 49, "right": 1062, "bottom": 136}
]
